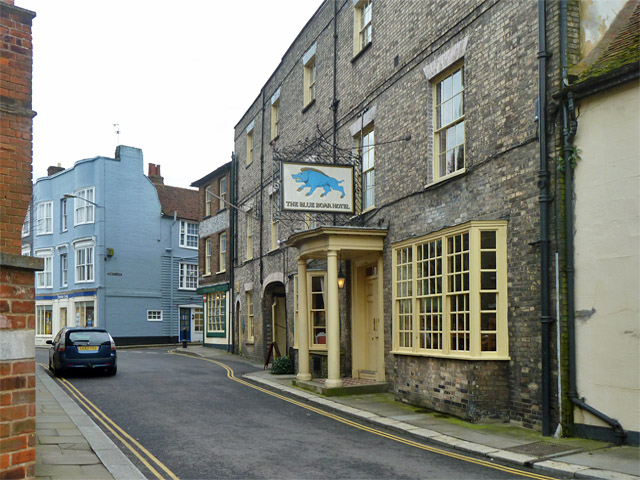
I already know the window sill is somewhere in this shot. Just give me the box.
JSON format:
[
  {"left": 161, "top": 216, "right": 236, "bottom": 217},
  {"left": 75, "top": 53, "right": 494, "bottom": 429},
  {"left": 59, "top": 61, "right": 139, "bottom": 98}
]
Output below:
[
  {"left": 351, "top": 41, "right": 372, "bottom": 64},
  {"left": 180, "top": 246, "right": 199, "bottom": 250},
  {"left": 216, "top": 208, "right": 227, "bottom": 214},
  {"left": 301, "top": 99, "right": 316, "bottom": 114},
  {"left": 216, "top": 270, "right": 226, "bottom": 275},
  {"left": 246, "top": 339, "right": 255, "bottom": 345},
  {"left": 178, "top": 288, "right": 197, "bottom": 292},
  {"left": 425, "top": 168, "right": 467, "bottom": 190},
  {"left": 390, "top": 350, "right": 510, "bottom": 361},
  {"left": 270, "top": 134, "right": 280, "bottom": 143}
]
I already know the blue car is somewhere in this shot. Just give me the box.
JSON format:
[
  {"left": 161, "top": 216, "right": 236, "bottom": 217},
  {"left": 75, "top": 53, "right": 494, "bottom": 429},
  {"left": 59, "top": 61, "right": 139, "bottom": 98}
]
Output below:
[{"left": 47, "top": 327, "right": 117, "bottom": 376}]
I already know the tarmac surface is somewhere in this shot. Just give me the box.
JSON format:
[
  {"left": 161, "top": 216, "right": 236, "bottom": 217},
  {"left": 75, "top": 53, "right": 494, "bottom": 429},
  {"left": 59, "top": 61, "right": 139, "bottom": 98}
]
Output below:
[{"left": 35, "top": 345, "right": 639, "bottom": 480}]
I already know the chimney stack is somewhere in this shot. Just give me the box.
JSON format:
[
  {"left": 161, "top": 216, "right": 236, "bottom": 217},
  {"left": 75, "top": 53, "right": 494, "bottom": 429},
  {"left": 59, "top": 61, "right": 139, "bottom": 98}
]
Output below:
[
  {"left": 47, "top": 163, "right": 64, "bottom": 176},
  {"left": 148, "top": 163, "right": 164, "bottom": 185}
]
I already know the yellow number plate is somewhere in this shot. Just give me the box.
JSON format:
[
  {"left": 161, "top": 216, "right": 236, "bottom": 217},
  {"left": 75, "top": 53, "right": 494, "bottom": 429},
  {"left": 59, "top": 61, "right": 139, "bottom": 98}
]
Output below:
[{"left": 78, "top": 346, "right": 99, "bottom": 351}]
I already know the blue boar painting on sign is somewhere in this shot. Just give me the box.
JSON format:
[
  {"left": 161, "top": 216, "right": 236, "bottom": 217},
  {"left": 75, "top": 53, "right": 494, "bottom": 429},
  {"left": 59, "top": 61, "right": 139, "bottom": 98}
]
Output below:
[
  {"left": 291, "top": 168, "right": 346, "bottom": 198},
  {"left": 281, "top": 162, "right": 354, "bottom": 213}
]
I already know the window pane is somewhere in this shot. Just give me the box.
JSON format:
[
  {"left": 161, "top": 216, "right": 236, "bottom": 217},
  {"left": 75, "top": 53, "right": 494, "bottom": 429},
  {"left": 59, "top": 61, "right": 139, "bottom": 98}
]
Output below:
[
  {"left": 481, "top": 231, "right": 496, "bottom": 249},
  {"left": 453, "top": 93, "right": 462, "bottom": 120},
  {"left": 481, "top": 271, "right": 497, "bottom": 290},
  {"left": 481, "top": 251, "right": 496, "bottom": 270},
  {"left": 452, "top": 69, "right": 462, "bottom": 94}
]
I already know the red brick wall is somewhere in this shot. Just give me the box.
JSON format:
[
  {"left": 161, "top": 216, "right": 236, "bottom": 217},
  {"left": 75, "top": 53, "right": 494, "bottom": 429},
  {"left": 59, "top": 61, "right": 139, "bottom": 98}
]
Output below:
[
  {"left": 1, "top": 2, "right": 37, "bottom": 479},
  {"left": 1, "top": 1, "right": 35, "bottom": 255}
]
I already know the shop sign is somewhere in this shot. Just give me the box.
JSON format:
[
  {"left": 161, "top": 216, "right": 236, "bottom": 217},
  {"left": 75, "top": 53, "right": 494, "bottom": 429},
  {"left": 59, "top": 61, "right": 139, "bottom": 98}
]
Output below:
[{"left": 281, "top": 162, "right": 354, "bottom": 213}]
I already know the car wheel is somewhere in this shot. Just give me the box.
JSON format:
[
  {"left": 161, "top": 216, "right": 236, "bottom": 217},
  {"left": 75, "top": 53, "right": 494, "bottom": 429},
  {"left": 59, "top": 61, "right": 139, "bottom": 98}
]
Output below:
[{"left": 107, "top": 366, "right": 117, "bottom": 376}]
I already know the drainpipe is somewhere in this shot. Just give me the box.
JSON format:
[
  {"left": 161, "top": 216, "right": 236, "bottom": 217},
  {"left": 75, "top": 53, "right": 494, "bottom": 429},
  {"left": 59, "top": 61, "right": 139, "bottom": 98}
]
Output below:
[
  {"left": 170, "top": 211, "right": 177, "bottom": 342},
  {"left": 537, "top": 0, "right": 553, "bottom": 437},
  {"left": 331, "top": 0, "right": 339, "bottom": 228},
  {"left": 229, "top": 154, "right": 236, "bottom": 353},
  {"left": 259, "top": 88, "right": 265, "bottom": 285},
  {"left": 559, "top": 0, "right": 626, "bottom": 445}
]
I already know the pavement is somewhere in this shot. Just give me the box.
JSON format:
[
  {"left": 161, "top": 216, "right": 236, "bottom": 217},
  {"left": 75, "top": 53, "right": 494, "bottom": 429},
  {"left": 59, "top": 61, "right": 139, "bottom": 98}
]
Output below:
[{"left": 35, "top": 345, "right": 640, "bottom": 480}]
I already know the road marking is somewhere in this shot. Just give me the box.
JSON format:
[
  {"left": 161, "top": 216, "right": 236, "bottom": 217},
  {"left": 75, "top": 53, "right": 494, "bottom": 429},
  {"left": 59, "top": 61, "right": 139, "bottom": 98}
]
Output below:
[
  {"left": 38, "top": 364, "right": 179, "bottom": 480},
  {"left": 168, "top": 351, "right": 559, "bottom": 480}
]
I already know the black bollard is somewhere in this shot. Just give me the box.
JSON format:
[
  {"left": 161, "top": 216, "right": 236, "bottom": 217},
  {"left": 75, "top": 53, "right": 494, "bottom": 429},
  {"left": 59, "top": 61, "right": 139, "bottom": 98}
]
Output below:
[{"left": 182, "top": 328, "right": 187, "bottom": 348}]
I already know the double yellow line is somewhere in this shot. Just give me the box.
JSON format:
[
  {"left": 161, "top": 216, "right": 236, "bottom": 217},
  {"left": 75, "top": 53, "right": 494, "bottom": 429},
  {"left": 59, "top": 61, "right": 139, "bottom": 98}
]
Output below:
[
  {"left": 39, "top": 363, "right": 178, "bottom": 480},
  {"left": 168, "top": 352, "right": 559, "bottom": 480},
  {"left": 42, "top": 354, "right": 559, "bottom": 480}
]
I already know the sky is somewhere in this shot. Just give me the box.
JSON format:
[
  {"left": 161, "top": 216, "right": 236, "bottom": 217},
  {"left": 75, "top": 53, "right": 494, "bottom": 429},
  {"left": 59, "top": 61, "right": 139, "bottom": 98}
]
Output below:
[{"left": 17, "top": 0, "right": 323, "bottom": 189}]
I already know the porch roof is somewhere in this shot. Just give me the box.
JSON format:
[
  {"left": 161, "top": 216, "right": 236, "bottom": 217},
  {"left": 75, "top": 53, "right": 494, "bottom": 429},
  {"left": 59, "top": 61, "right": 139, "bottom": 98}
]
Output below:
[{"left": 286, "top": 226, "right": 387, "bottom": 260}]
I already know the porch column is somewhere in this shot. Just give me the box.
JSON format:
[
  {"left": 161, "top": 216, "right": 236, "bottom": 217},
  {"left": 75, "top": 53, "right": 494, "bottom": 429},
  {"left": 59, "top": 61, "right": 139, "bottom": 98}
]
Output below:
[
  {"left": 325, "top": 250, "right": 343, "bottom": 388},
  {"left": 296, "top": 258, "right": 311, "bottom": 381}
]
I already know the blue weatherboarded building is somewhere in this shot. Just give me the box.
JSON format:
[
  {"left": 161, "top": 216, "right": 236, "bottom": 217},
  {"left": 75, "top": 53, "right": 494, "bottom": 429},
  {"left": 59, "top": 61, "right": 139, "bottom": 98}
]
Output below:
[{"left": 24, "top": 146, "right": 202, "bottom": 345}]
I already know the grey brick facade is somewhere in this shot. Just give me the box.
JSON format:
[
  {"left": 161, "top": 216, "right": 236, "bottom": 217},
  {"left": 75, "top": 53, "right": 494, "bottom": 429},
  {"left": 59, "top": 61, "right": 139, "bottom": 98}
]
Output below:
[{"left": 230, "top": 0, "right": 571, "bottom": 432}]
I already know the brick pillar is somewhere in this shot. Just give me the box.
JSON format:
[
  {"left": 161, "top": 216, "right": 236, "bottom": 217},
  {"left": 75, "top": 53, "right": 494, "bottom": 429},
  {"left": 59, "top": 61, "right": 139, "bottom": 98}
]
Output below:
[{"left": 1, "top": 2, "right": 39, "bottom": 479}]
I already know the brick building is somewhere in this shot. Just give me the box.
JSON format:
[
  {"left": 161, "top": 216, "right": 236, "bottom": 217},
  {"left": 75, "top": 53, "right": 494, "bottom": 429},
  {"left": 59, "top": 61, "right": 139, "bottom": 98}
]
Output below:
[
  {"left": 191, "top": 161, "right": 235, "bottom": 350},
  {"left": 232, "top": 0, "right": 552, "bottom": 431},
  {"left": 0, "top": 1, "right": 39, "bottom": 478}
]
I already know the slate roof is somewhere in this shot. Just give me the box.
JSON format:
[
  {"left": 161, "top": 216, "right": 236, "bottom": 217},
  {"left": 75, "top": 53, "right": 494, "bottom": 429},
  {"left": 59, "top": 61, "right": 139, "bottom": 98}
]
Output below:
[
  {"left": 191, "top": 161, "right": 231, "bottom": 188},
  {"left": 153, "top": 183, "right": 200, "bottom": 221},
  {"left": 573, "top": 0, "right": 640, "bottom": 82}
]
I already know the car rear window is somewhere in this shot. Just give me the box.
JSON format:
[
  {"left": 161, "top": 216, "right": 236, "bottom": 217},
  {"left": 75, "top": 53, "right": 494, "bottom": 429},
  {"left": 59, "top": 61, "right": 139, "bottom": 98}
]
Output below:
[{"left": 68, "top": 331, "right": 111, "bottom": 345}]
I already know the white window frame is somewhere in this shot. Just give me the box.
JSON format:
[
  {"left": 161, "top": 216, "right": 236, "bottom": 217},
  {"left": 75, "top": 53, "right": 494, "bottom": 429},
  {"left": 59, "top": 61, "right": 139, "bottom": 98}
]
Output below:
[
  {"left": 271, "top": 98, "right": 280, "bottom": 140},
  {"left": 147, "top": 310, "right": 163, "bottom": 322},
  {"left": 356, "top": 126, "right": 375, "bottom": 211},
  {"left": 433, "top": 64, "right": 465, "bottom": 180},
  {"left": 219, "top": 232, "right": 227, "bottom": 273},
  {"left": 35, "top": 248, "right": 53, "bottom": 288},
  {"left": 309, "top": 271, "right": 328, "bottom": 351},
  {"left": 219, "top": 177, "right": 227, "bottom": 209},
  {"left": 61, "top": 198, "right": 68, "bottom": 231},
  {"left": 391, "top": 221, "right": 508, "bottom": 359},
  {"left": 74, "top": 239, "right": 95, "bottom": 283},
  {"left": 74, "top": 187, "right": 95, "bottom": 225},
  {"left": 180, "top": 221, "right": 198, "bottom": 249},
  {"left": 246, "top": 128, "right": 254, "bottom": 166},
  {"left": 303, "top": 44, "right": 317, "bottom": 107},
  {"left": 179, "top": 263, "right": 198, "bottom": 290},
  {"left": 353, "top": 0, "right": 372, "bottom": 56},
  {"left": 246, "top": 291, "right": 254, "bottom": 342},
  {"left": 205, "top": 186, "right": 213, "bottom": 217},
  {"left": 36, "top": 304, "right": 53, "bottom": 336},
  {"left": 205, "top": 237, "right": 212, "bottom": 275},
  {"left": 36, "top": 201, "right": 53, "bottom": 235},
  {"left": 60, "top": 253, "right": 68, "bottom": 287},
  {"left": 206, "top": 292, "right": 226, "bottom": 334},
  {"left": 22, "top": 245, "right": 30, "bottom": 256},
  {"left": 22, "top": 206, "right": 30, "bottom": 237},
  {"left": 271, "top": 196, "right": 279, "bottom": 251},
  {"left": 246, "top": 215, "right": 253, "bottom": 261}
]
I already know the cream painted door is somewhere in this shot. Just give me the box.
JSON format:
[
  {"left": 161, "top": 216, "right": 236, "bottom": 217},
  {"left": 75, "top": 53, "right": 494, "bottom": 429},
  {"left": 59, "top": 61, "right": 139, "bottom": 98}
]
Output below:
[
  {"left": 363, "top": 275, "right": 379, "bottom": 376},
  {"left": 272, "top": 296, "right": 287, "bottom": 356}
]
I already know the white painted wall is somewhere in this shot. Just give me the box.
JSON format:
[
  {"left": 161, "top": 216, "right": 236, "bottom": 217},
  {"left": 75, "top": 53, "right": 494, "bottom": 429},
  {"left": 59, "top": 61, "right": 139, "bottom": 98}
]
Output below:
[{"left": 572, "top": 80, "right": 640, "bottom": 432}]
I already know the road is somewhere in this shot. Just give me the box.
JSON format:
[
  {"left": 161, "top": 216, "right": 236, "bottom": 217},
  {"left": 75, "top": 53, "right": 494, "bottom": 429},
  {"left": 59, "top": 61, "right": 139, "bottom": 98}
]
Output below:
[{"left": 36, "top": 347, "right": 554, "bottom": 480}]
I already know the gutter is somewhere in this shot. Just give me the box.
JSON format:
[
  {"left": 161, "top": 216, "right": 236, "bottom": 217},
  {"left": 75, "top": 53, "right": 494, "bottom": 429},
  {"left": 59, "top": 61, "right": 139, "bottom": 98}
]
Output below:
[{"left": 559, "top": 0, "right": 627, "bottom": 445}]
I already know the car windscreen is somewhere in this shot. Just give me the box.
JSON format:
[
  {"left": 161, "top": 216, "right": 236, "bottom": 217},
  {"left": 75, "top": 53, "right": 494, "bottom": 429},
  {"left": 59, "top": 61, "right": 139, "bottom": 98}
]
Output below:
[{"left": 67, "top": 331, "right": 111, "bottom": 345}]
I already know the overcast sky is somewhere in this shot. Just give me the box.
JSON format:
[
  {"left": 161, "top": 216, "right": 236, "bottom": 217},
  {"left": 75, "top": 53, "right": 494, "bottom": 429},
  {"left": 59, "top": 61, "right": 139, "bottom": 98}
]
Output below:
[{"left": 17, "top": 0, "right": 323, "bottom": 188}]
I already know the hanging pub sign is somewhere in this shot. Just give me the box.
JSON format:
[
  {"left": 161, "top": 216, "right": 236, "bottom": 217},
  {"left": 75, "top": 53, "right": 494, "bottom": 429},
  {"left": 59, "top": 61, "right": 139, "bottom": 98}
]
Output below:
[{"left": 281, "top": 161, "right": 354, "bottom": 213}]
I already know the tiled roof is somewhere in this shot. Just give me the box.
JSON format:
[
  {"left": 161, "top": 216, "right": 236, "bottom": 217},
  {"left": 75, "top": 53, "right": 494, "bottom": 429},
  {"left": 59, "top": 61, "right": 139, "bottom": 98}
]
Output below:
[
  {"left": 575, "top": 0, "right": 640, "bottom": 82},
  {"left": 153, "top": 183, "right": 200, "bottom": 221}
]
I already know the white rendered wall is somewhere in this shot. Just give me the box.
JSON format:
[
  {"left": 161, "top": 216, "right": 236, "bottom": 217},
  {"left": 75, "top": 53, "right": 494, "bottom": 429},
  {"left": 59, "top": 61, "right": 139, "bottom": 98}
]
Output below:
[{"left": 572, "top": 80, "right": 640, "bottom": 432}]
